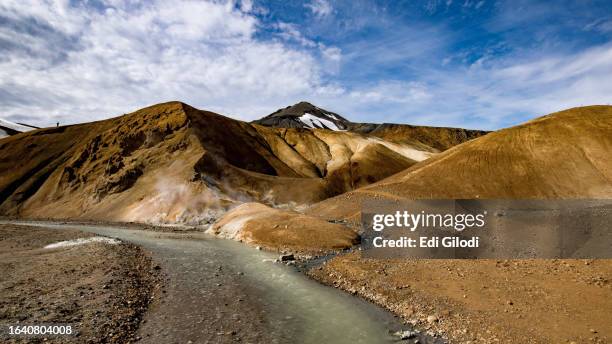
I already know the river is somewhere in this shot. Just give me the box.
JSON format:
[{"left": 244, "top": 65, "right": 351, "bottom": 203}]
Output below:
[{"left": 6, "top": 221, "right": 443, "bottom": 344}]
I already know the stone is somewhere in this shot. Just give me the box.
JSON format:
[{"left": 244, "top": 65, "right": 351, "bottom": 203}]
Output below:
[{"left": 394, "top": 330, "right": 417, "bottom": 340}]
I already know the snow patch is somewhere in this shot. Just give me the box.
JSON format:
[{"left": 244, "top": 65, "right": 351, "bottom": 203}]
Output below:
[
  {"left": 44, "top": 237, "right": 120, "bottom": 249},
  {"left": 324, "top": 112, "right": 340, "bottom": 121},
  {"left": 0, "top": 119, "right": 35, "bottom": 133},
  {"left": 299, "top": 113, "right": 341, "bottom": 131}
]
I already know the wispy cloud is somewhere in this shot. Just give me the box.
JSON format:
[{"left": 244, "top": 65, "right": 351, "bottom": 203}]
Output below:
[
  {"left": 0, "top": 0, "right": 611, "bottom": 130},
  {"left": 305, "top": 0, "right": 333, "bottom": 18},
  {"left": 584, "top": 18, "right": 612, "bottom": 33},
  {"left": 0, "top": 0, "right": 326, "bottom": 125}
]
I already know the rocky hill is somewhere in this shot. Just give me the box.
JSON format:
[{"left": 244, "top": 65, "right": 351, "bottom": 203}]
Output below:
[
  {"left": 254, "top": 101, "right": 488, "bottom": 151},
  {"left": 253, "top": 101, "right": 351, "bottom": 130},
  {"left": 307, "top": 105, "right": 612, "bottom": 222},
  {"left": 0, "top": 101, "right": 480, "bottom": 224}
]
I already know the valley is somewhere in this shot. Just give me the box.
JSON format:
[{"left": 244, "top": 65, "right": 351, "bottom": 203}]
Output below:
[{"left": 1, "top": 102, "right": 611, "bottom": 343}]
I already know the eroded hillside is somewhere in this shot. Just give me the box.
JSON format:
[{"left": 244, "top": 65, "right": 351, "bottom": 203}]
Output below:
[
  {"left": 0, "top": 101, "right": 477, "bottom": 224},
  {"left": 299, "top": 105, "right": 612, "bottom": 344},
  {"left": 308, "top": 105, "right": 612, "bottom": 223}
]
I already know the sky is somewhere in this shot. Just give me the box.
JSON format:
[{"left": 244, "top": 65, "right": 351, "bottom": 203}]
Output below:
[{"left": 1, "top": 0, "right": 612, "bottom": 130}]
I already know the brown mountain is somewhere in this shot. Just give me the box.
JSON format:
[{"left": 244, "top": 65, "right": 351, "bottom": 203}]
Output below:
[
  {"left": 254, "top": 101, "right": 488, "bottom": 150},
  {"left": 299, "top": 105, "right": 612, "bottom": 344},
  {"left": 0, "top": 101, "right": 481, "bottom": 224},
  {"left": 307, "top": 105, "right": 612, "bottom": 222}
]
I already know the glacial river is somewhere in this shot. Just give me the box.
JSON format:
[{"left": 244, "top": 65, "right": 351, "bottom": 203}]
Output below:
[{"left": 7, "top": 221, "right": 443, "bottom": 344}]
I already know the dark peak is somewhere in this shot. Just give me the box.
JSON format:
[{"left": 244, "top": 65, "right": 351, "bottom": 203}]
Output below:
[
  {"left": 261, "top": 101, "right": 349, "bottom": 122},
  {"left": 292, "top": 101, "right": 318, "bottom": 110},
  {"left": 296, "top": 100, "right": 316, "bottom": 107},
  {"left": 253, "top": 101, "right": 351, "bottom": 130},
  {"left": 265, "top": 101, "right": 318, "bottom": 118}
]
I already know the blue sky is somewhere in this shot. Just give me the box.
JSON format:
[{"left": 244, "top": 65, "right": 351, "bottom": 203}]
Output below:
[{"left": 1, "top": 0, "right": 611, "bottom": 129}]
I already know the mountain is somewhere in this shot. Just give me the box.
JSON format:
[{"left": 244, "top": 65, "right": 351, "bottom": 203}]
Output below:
[
  {"left": 0, "top": 119, "right": 37, "bottom": 138},
  {"left": 0, "top": 101, "right": 478, "bottom": 224},
  {"left": 253, "top": 101, "right": 351, "bottom": 130},
  {"left": 349, "top": 122, "right": 488, "bottom": 151},
  {"left": 254, "top": 101, "right": 488, "bottom": 151},
  {"left": 306, "top": 105, "right": 612, "bottom": 222},
  {"left": 209, "top": 105, "right": 612, "bottom": 254}
]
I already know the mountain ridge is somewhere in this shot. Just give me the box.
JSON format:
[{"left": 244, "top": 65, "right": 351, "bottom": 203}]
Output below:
[
  {"left": 253, "top": 101, "right": 351, "bottom": 130},
  {"left": 0, "top": 101, "right": 480, "bottom": 224},
  {"left": 253, "top": 101, "right": 489, "bottom": 150},
  {"left": 306, "top": 105, "right": 612, "bottom": 222}
]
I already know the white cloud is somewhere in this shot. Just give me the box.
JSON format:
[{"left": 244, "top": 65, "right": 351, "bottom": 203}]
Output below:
[
  {"left": 1, "top": 0, "right": 610, "bottom": 131},
  {"left": 239, "top": 0, "right": 253, "bottom": 13},
  {"left": 321, "top": 46, "right": 342, "bottom": 62},
  {"left": 584, "top": 19, "right": 612, "bottom": 33},
  {"left": 307, "top": 42, "right": 612, "bottom": 130},
  {"left": 305, "top": 0, "right": 333, "bottom": 18},
  {"left": 0, "top": 0, "right": 323, "bottom": 125},
  {"left": 274, "top": 22, "right": 342, "bottom": 74},
  {"left": 276, "top": 22, "right": 317, "bottom": 47},
  {"left": 349, "top": 81, "right": 432, "bottom": 104}
]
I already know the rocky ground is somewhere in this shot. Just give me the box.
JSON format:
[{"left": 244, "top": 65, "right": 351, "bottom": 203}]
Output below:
[
  {"left": 308, "top": 253, "right": 612, "bottom": 344},
  {"left": 0, "top": 224, "right": 160, "bottom": 343},
  {"left": 4, "top": 220, "right": 611, "bottom": 344}
]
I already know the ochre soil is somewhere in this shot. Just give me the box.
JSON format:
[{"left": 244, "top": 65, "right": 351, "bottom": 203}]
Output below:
[
  {"left": 0, "top": 224, "right": 159, "bottom": 343},
  {"left": 0, "top": 101, "right": 475, "bottom": 222},
  {"left": 208, "top": 202, "right": 359, "bottom": 255},
  {"left": 309, "top": 253, "right": 612, "bottom": 344},
  {"left": 308, "top": 105, "right": 612, "bottom": 223}
]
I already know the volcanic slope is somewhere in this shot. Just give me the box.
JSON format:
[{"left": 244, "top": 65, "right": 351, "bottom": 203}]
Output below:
[
  {"left": 0, "top": 101, "right": 477, "bottom": 223},
  {"left": 308, "top": 105, "right": 612, "bottom": 222},
  {"left": 253, "top": 101, "right": 351, "bottom": 130},
  {"left": 303, "top": 105, "right": 612, "bottom": 344},
  {"left": 254, "top": 101, "right": 488, "bottom": 151}
]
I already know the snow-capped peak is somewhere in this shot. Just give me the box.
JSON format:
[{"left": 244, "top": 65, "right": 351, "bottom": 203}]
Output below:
[{"left": 253, "top": 101, "right": 351, "bottom": 130}]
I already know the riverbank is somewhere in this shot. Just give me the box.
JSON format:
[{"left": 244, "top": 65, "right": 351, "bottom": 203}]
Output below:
[
  {"left": 13, "top": 219, "right": 608, "bottom": 343},
  {"left": 0, "top": 224, "right": 160, "bottom": 343},
  {"left": 2, "top": 221, "right": 443, "bottom": 343},
  {"left": 308, "top": 252, "right": 612, "bottom": 343}
]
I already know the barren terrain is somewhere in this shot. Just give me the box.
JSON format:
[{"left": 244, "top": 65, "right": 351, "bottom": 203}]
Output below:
[
  {"left": 3, "top": 221, "right": 440, "bottom": 344},
  {"left": 310, "top": 254, "right": 612, "bottom": 343},
  {"left": 0, "top": 102, "right": 482, "bottom": 225},
  {"left": 1, "top": 103, "right": 611, "bottom": 344},
  {"left": 0, "top": 224, "right": 158, "bottom": 343},
  {"left": 300, "top": 106, "right": 612, "bottom": 343}
]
